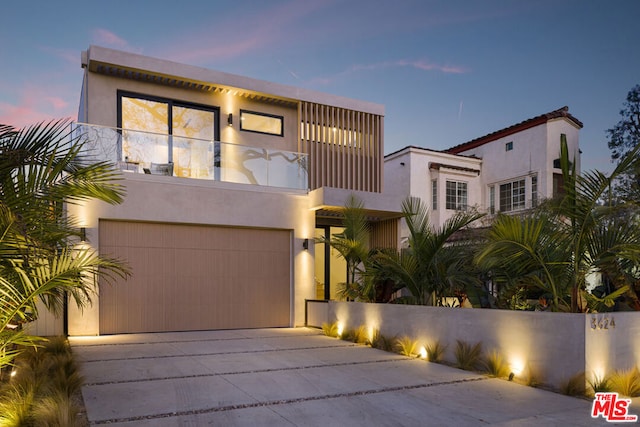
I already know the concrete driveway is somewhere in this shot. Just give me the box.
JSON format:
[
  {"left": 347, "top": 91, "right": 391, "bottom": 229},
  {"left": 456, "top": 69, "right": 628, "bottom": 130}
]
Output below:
[{"left": 70, "top": 328, "right": 622, "bottom": 426}]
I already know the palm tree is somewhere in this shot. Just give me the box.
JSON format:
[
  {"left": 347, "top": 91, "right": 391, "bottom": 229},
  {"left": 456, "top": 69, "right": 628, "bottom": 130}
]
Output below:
[
  {"left": 368, "top": 197, "right": 484, "bottom": 305},
  {"left": 0, "top": 119, "right": 129, "bottom": 373},
  {"left": 475, "top": 212, "right": 572, "bottom": 311},
  {"left": 316, "top": 195, "right": 371, "bottom": 300},
  {"left": 555, "top": 136, "right": 640, "bottom": 311},
  {"left": 476, "top": 136, "right": 640, "bottom": 312}
]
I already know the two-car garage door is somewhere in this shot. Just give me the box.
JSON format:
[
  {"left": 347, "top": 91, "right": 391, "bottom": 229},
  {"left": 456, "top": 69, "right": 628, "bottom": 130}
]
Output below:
[{"left": 98, "top": 220, "right": 291, "bottom": 334}]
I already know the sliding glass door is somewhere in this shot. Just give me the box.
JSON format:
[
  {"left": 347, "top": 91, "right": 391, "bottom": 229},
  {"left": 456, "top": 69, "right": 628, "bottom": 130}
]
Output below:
[{"left": 118, "top": 92, "right": 219, "bottom": 178}]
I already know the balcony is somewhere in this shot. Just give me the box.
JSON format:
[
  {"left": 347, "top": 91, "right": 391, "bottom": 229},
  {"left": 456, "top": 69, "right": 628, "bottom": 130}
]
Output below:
[{"left": 72, "top": 123, "right": 308, "bottom": 191}]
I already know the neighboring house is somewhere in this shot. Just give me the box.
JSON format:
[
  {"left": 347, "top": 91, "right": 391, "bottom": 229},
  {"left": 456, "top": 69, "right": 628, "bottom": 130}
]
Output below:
[
  {"left": 384, "top": 106, "right": 583, "bottom": 235},
  {"left": 66, "top": 46, "right": 400, "bottom": 335}
]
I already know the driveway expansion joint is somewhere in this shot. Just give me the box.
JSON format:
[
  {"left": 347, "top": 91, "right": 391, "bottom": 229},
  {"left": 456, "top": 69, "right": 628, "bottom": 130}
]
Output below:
[
  {"left": 72, "top": 332, "right": 323, "bottom": 348},
  {"left": 89, "top": 377, "right": 489, "bottom": 425},
  {"left": 79, "top": 343, "right": 359, "bottom": 363},
  {"left": 84, "top": 357, "right": 413, "bottom": 386}
]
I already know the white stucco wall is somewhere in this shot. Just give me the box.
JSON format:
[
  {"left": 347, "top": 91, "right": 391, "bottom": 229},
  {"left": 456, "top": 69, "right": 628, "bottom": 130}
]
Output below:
[
  {"left": 384, "top": 148, "right": 482, "bottom": 231},
  {"left": 584, "top": 312, "right": 640, "bottom": 383},
  {"left": 458, "top": 124, "right": 547, "bottom": 190},
  {"left": 456, "top": 118, "right": 581, "bottom": 207},
  {"left": 326, "top": 302, "right": 640, "bottom": 390}
]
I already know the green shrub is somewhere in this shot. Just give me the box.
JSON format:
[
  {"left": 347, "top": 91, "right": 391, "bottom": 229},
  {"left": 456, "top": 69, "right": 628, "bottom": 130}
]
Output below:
[
  {"left": 560, "top": 372, "right": 585, "bottom": 396},
  {"left": 321, "top": 322, "right": 339, "bottom": 338},
  {"left": 482, "top": 350, "right": 510, "bottom": 378},
  {"left": 31, "top": 390, "right": 82, "bottom": 427},
  {"left": 370, "top": 330, "right": 396, "bottom": 351},
  {"left": 454, "top": 340, "right": 482, "bottom": 371},
  {"left": 0, "top": 386, "right": 35, "bottom": 426},
  {"left": 395, "top": 336, "right": 419, "bottom": 357},
  {"left": 43, "top": 336, "right": 71, "bottom": 356},
  {"left": 610, "top": 367, "right": 640, "bottom": 397},
  {"left": 588, "top": 373, "right": 612, "bottom": 396},
  {"left": 354, "top": 325, "right": 369, "bottom": 344},
  {"left": 425, "top": 341, "right": 446, "bottom": 363},
  {"left": 0, "top": 336, "right": 84, "bottom": 426}
]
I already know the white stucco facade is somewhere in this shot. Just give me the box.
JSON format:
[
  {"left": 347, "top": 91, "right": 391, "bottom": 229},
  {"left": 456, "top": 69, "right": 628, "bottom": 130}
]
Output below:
[
  {"left": 384, "top": 107, "right": 583, "bottom": 236},
  {"left": 384, "top": 147, "right": 483, "bottom": 234}
]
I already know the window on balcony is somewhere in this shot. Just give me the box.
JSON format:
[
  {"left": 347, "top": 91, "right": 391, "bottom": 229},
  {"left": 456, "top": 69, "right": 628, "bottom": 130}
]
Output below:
[
  {"left": 118, "top": 92, "right": 219, "bottom": 178},
  {"left": 446, "top": 181, "right": 467, "bottom": 210},
  {"left": 499, "top": 179, "right": 526, "bottom": 212}
]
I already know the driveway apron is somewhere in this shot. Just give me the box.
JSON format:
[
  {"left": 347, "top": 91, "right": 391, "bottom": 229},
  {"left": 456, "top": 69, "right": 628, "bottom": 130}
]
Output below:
[{"left": 70, "top": 327, "right": 628, "bottom": 426}]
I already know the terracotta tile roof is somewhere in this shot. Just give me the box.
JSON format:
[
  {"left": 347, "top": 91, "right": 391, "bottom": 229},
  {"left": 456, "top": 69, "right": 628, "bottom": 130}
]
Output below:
[{"left": 445, "top": 106, "right": 583, "bottom": 155}]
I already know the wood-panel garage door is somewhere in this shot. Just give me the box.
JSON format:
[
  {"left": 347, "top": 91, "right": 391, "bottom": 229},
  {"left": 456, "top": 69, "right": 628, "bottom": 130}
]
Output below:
[{"left": 99, "top": 220, "right": 291, "bottom": 334}]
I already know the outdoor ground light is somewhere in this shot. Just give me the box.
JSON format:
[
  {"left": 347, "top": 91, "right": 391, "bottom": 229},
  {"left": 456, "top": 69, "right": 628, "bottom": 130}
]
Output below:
[
  {"left": 508, "top": 372, "right": 515, "bottom": 381},
  {"left": 419, "top": 346, "right": 427, "bottom": 359}
]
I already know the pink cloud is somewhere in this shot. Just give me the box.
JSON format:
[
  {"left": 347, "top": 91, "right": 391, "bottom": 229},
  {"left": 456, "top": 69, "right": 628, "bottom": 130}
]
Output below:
[
  {"left": 91, "top": 28, "right": 140, "bottom": 52},
  {"left": 160, "top": 1, "right": 332, "bottom": 64},
  {"left": 350, "top": 60, "right": 468, "bottom": 75},
  {"left": 309, "top": 59, "right": 468, "bottom": 86},
  {"left": 44, "top": 96, "right": 69, "bottom": 110},
  {"left": 0, "top": 85, "right": 76, "bottom": 128}
]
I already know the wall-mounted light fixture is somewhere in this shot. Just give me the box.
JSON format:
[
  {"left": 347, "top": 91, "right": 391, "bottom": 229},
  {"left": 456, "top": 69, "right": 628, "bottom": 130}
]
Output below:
[
  {"left": 227, "top": 113, "right": 233, "bottom": 126},
  {"left": 302, "top": 238, "right": 309, "bottom": 250},
  {"left": 80, "top": 227, "right": 87, "bottom": 242}
]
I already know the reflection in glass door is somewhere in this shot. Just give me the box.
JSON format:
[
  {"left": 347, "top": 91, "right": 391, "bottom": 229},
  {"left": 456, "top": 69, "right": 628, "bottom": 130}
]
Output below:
[
  {"left": 121, "top": 97, "right": 170, "bottom": 166},
  {"left": 314, "top": 226, "right": 347, "bottom": 300},
  {"left": 119, "top": 93, "right": 219, "bottom": 178},
  {"left": 172, "top": 105, "right": 217, "bottom": 179}
]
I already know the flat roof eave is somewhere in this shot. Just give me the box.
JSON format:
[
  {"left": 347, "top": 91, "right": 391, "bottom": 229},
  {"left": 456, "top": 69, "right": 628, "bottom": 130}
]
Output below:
[{"left": 83, "top": 45, "right": 385, "bottom": 116}]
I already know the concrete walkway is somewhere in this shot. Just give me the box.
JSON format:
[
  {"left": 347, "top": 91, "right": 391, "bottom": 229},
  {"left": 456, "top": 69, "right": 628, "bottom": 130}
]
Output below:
[{"left": 70, "top": 328, "right": 634, "bottom": 426}]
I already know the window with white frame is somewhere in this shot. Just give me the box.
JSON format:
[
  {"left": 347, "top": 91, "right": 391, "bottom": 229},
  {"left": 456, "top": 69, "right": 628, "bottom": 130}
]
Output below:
[
  {"left": 446, "top": 181, "right": 467, "bottom": 210},
  {"left": 499, "top": 179, "right": 526, "bottom": 212},
  {"left": 531, "top": 175, "right": 538, "bottom": 207},
  {"left": 432, "top": 179, "right": 438, "bottom": 210},
  {"left": 489, "top": 185, "right": 495, "bottom": 214}
]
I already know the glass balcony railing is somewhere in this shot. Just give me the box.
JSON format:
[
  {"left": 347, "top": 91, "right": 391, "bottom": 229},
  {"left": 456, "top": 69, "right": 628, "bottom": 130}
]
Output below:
[{"left": 71, "top": 123, "right": 308, "bottom": 191}]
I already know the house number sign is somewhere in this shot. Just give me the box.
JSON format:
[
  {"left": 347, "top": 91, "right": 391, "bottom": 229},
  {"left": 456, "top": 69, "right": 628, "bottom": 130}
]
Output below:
[{"left": 590, "top": 315, "right": 615, "bottom": 330}]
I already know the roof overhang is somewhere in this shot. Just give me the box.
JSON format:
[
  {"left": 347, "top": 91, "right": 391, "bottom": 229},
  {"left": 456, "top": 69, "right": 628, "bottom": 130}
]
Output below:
[
  {"left": 82, "top": 46, "right": 385, "bottom": 115},
  {"left": 309, "top": 187, "right": 402, "bottom": 221},
  {"left": 446, "top": 106, "right": 583, "bottom": 154}
]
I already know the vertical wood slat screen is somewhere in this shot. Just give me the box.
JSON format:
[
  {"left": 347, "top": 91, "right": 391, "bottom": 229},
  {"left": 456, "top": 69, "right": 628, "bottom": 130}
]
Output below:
[
  {"left": 370, "top": 218, "right": 398, "bottom": 250},
  {"left": 300, "top": 101, "right": 383, "bottom": 192}
]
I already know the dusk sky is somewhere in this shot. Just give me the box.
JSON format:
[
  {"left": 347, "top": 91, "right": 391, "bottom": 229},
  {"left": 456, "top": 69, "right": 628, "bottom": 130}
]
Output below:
[{"left": 1, "top": 0, "right": 639, "bottom": 173}]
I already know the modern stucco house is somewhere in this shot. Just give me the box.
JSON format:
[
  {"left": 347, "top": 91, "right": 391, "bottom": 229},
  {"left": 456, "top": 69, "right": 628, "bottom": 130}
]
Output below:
[
  {"left": 384, "top": 106, "right": 583, "bottom": 235},
  {"left": 34, "top": 46, "right": 583, "bottom": 337},
  {"left": 66, "top": 46, "right": 401, "bottom": 335}
]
